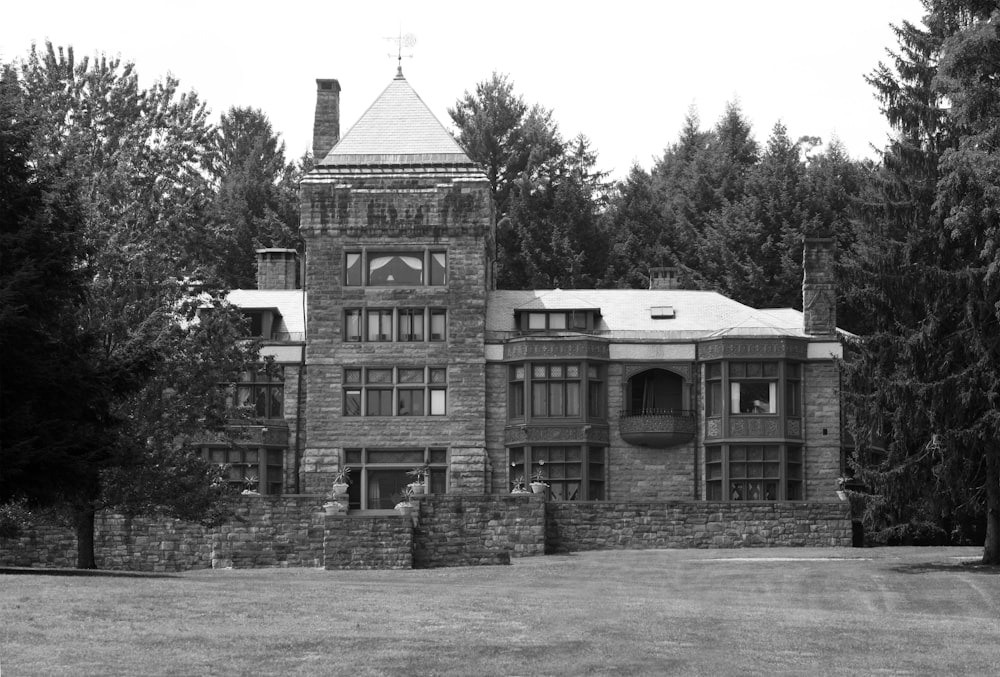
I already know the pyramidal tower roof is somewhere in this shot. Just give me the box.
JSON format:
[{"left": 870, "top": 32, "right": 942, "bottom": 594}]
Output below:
[{"left": 317, "top": 71, "right": 474, "bottom": 167}]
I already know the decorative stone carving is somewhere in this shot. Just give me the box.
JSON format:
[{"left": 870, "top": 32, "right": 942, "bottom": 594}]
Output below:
[
  {"left": 786, "top": 418, "right": 802, "bottom": 438},
  {"left": 504, "top": 339, "right": 610, "bottom": 361},
  {"left": 729, "top": 417, "right": 781, "bottom": 438},
  {"left": 697, "top": 338, "right": 808, "bottom": 360},
  {"left": 706, "top": 418, "right": 722, "bottom": 439},
  {"left": 504, "top": 424, "right": 609, "bottom": 446}
]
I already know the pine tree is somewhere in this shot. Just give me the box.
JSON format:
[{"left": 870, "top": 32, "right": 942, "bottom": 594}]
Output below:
[{"left": 841, "top": 1, "right": 1000, "bottom": 562}]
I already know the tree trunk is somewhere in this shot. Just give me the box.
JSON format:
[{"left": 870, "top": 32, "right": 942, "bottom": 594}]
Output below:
[
  {"left": 983, "top": 451, "right": 999, "bottom": 566},
  {"left": 74, "top": 503, "right": 97, "bottom": 569}
]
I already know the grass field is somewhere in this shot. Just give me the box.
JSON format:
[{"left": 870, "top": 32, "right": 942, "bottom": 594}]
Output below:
[{"left": 1, "top": 547, "right": 997, "bottom": 676}]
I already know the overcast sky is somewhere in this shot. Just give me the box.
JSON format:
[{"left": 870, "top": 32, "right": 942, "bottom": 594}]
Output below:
[{"left": 2, "top": 0, "right": 927, "bottom": 179}]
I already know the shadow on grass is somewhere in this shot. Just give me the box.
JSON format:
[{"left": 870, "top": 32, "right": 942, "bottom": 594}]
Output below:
[
  {"left": 0, "top": 567, "right": 178, "bottom": 579},
  {"left": 890, "top": 561, "right": 1000, "bottom": 575}
]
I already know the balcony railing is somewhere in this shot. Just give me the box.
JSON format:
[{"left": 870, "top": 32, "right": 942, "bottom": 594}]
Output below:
[{"left": 619, "top": 409, "right": 697, "bottom": 447}]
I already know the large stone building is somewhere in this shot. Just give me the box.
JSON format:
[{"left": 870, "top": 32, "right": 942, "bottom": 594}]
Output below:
[{"left": 228, "top": 69, "right": 845, "bottom": 514}]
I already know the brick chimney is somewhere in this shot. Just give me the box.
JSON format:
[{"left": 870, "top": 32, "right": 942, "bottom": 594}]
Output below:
[
  {"left": 313, "top": 78, "right": 341, "bottom": 162},
  {"left": 256, "top": 248, "right": 299, "bottom": 290},
  {"left": 649, "top": 267, "right": 681, "bottom": 290},
  {"left": 802, "top": 238, "right": 836, "bottom": 336}
]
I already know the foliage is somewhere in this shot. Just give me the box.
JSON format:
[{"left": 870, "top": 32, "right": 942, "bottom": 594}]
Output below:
[
  {"left": 207, "top": 106, "right": 301, "bottom": 288},
  {"left": 450, "top": 74, "right": 610, "bottom": 288},
  {"left": 0, "top": 498, "right": 33, "bottom": 539},
  {"left": 1, "top": 43, "right": 256, "bottom": 567},
  {"left": 840, "top": 0, "right": 1000, "bottom": 564}
]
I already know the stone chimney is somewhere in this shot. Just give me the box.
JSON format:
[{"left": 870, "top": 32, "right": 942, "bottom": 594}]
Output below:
[
  {"left": 649, "top": 267, "right": 681, "bottom": 290},
  {"left": 802, "top": 238, "right": 836, "bottom": 336},
  {"left": 312, "top": 78, "right": 341, "bottom": 162},
  {"left": 256, "top": 248, "right": 299, "bottom": 290}
]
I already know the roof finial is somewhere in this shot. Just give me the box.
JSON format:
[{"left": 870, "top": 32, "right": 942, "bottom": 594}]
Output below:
[{"left": 385, "top": 30, "right": 416, "bottom": 78}]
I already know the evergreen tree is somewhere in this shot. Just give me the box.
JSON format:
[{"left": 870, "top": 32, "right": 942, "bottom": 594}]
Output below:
[
  {"left": 841, "top": 1, "right": 1000, "bottom": 563},
  {"left": 208, "top": 106, "right": 301, "bottom": 289}
]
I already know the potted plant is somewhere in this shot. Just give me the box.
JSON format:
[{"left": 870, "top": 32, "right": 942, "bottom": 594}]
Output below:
[
  {"left": 529, "top": 469, "right": 549, "bottom": 495},
  {"left": 395, "top": 485, "right": 415, "bottom": 517},
  {"left": 407, "top": 465, "right": 429, "bottom": 495},
  {"left": 836, "top": 477, "right": 849, "bottom": 501},
  {"left": 510, "top": 476, "right": 529, "bottom": 494},
  {"left": 330, "top": 467, "right": 351, "bottom": 496},
  {"left": 241, "top": 474, "right": 260, "bottom": 496}
]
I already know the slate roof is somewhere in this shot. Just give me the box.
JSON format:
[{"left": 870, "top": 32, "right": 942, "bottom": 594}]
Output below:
[
  {"left": 487, "top": 289, "right": 809, "bottom": 340},
  {"left": 317, "top": 73, "right": 474, "bottom": 167}
]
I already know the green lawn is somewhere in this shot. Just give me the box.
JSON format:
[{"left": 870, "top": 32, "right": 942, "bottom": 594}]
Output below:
[{"left": 2, "top": 547, "right": 997, "bottom": 676}]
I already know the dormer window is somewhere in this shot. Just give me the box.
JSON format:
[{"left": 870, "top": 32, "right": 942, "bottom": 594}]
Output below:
[{"left": 517, "top": 310, "right": 594, "bottom": 332}]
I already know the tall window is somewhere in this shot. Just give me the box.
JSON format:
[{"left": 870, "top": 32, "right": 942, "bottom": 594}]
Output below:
[
  {"left": 200, "top": 446, "right": 284, "bottom": 495},
  {"left": 343, "top": 447, "right": 448, "bottom": 510},
  {"left": 343, "top": 366, "right": 447, "bottom": 416},
  {"left": 343, "top": 308, "right": 446, "bottom": 343},
  {"left": 509, "top": 361, "right": 605, "bottom": 421},
  {"left": 234, "top": 365, "right": 284, "bottom": 419},
  {"left": 344, "top": 249, "right": 447, "bottom": 287},
  {"left": 705, "top": 445, "right": 802, "bottom": 501},
  {"left": 509, "top": 446, "right": 605, "bottom": 500}
]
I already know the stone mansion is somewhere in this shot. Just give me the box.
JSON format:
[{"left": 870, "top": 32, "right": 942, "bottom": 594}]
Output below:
[{"left": 222, "top": 70, "right": 845, "bottom": 516}]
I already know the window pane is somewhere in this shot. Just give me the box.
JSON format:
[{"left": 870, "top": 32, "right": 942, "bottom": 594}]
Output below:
[
  {"left": 429, "top": 368, "right": 447, "bottom": 384},
  {"left": 430, "top": 310, "right": 446, "bottom": 341},
  {"left": 398, "top": 390, "right": 423, "bottom": 416},
  {"left": 367, "top": 310, "right": 392, "bottom": 341},
  {"left": 532, "top": 382, "right": 547, "bottom": 416},
  {"left": 398, "top": 309, "right": 424, "bottom": 341},
  {"left": 344, "top": 389, "right": 361, "bottom": 415},
  {"left": 344, "top": 368, "right": 362, "bottom": 384},
  {"left": 550, "top": 383, "right": 565, "bottom": 416},
  {"left": 528, "top": 313, "right": 546, "bottom": 329},
  {"left": 368, "top": 254, "right": 423, "bottom": 285},
  {"left": 509, "top": 382, "right": 524, "bottom": 418},
  {"left": 533, "top": 365, "right": 547, "bottom": 378},
  {"left": 549, "top": 313, "right": 566, "bottom": 329},
  {"left": 730, "top": 362, "right": 746, "bottom": 378},
  {"left": 399, "top": 368, "right": 424, "bottom": 384},
  {"left": 430, "top": 252, "right": 447, "bottom": 285},
  {"left": 550, "top": 364, "right": 564, "bottom": 378},
  {"left": 430, "top": 389, "right": 446, "bottom": 415},
  {"left": 345, "top": 309, "right": 362, "bottom": 341},
  {"left": 566, "top": 382, "right": 580, "bottom": 416},
  {"left": 707, "top": 363, "right": 722, "bottom": 379},
  {"left": 786, "top": 381, "right": 801, "bottom": 416},
  {"left": 514, "top": 366, "right": 525, "bottom": 380},
  {"left": 345, "top": 253, "right": 362, "bottom": 286},
  {"left": 367, "top": 389, "right": 392, "bottom": 415},
  {"left": 763, "top": 362, "right": 779, "bottom": 377},
  {"left": 708, "top": 382, "right": 722, "bottom": 417},
  {"left": 587, "top": 381, "right": 602, "bottom": 418},
  {"left": 747, "top": 362, "right": 762, "bottom": 377}
]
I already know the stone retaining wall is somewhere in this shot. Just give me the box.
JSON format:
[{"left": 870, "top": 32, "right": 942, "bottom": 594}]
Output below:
[
  {"left": 546, "top": 501, "right": 851, "bottom": 551},
  {"left": 324, "top": 514, "right": 413, "bottom": 570},
  {"left": 1, "top": 496, "right": 850, "bottom": 571},
  {"left": 412, "top": 493, "right": 545, "bottom": 568}
]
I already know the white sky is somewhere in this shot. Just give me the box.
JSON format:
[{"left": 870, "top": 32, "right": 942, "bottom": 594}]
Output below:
[{"left": 2, "top": 0, "right": 927, "bottom": 180}]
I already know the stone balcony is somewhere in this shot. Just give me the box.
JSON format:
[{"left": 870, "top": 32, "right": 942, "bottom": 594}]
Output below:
[{"left": 618, "top": 410, "right": 697, "bottom": 447}]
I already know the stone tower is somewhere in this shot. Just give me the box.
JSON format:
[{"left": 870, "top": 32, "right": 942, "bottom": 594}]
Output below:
[{"left": 298, "top": 72, "right": 495, "bottom": 504}]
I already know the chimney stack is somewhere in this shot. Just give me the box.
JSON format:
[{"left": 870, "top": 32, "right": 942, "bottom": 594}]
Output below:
[
  {"left": 313, "top": 78, "right": 341, "bottom": 162},
  {"left": 649, "top": 267, "right": 681, "bottom": 290},
  {"left": 802, "top": 238, "right": 836, "bottom": 336},
  {"left": 256, "top": 248, "right": 300, "bottom": 290}
]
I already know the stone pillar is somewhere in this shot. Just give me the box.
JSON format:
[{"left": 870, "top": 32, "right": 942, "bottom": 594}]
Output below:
[
  {"left": 313, "top": 78, "right": 341, "bottom": 162},
  {"left": 803, "top": 238, "right": 837, "bottom": 336},
  {"left": 449, "top": 447, "right": 490, "bottom": 494},
  {"left": 255, "top": 248, "right": 299, "bottom": 290}
]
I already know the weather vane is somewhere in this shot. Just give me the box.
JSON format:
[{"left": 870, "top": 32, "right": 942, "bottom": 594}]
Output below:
[{"left": 385, "top": 30, "right": 416, "bottom": 76}]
